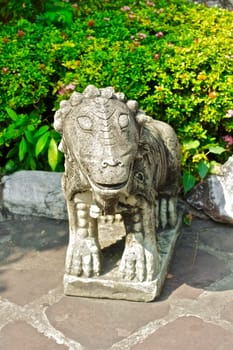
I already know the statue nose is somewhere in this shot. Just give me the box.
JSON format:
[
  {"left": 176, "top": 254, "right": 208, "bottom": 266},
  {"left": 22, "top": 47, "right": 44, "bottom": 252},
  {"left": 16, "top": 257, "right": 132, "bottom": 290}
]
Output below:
[{"left": 101, "top": 159, "right": 124, "bottom": 168}]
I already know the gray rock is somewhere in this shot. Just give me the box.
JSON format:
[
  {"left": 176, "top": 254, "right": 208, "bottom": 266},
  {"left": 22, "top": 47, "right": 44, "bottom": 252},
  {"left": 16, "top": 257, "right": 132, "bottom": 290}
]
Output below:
[
  {"left": 194, "top": 0, "right": 233, "bottom": 10},
  {"left": 1, "top": 170, "right": 67, "bottom": 220},
  {"left": 186, "top": 156, "right": 233, "bottom": 224}
]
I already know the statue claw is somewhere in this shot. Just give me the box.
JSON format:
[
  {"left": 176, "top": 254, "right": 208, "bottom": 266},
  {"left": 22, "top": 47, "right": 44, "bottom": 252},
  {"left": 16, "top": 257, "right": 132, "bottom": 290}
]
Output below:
[
  {"left": 119, "top": 233, "right": 159, "bottom": 282},
  {"left": 66, "top": 237, "right": 101, "bottom": 277}
]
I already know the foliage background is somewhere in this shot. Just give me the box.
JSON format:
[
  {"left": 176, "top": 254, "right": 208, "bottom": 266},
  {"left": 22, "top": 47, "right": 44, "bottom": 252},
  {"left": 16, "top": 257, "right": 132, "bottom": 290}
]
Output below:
[{"left": 0, "top": 0, "right": 233, "bottom": 192}]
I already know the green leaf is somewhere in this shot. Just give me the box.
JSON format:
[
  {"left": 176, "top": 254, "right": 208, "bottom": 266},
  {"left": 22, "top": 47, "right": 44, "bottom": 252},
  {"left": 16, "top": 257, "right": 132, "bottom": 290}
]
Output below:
[
  {"left": 208, "top": 145, "right": 226, "bottom": 155},
  {"left": 6, "top": 145, "right": 18, "bottom": 159},
  {"left": 25, "top": 130, "right": 34, "bottom": 144},
  {"left": 45, "top": 11, "right": 57, "bottom": 23},
  {"left": 5, "top": 107, "right": 18, "bottom": 121},
  {"left": 35, "top": 131, "right": 50, "bottom": 157},
  {"left": 48, "top": 138, "right": 58, "bottom": 170},
  {"left": 183, "top": 213, "right": 193, "bottom": 226},
  {"left": 33, "top": 125, "right": 49, "bottom": 139},
  {"left": 60, "top": 11, "right": 73, "bottom": 25},
  {"left": 4, "top": 159, "right": 17, "bottom": 173},
  {"left": 198, "top": 161, "right": 209, "bottom": 179},
  {"left": 27, "top": 155, "right": 37, "bottom": 170},
  {"left": 183, "top": 139, "right": 200, "bottom": 150},
  {"left": 27, "top": 124, "right": 36, "bottom": 131},
  {"left": 19, "top": 137, "right": 28, "bottom": 161},
  {"left": 182, "top": 171, "right": 196, "bottom": 193}
]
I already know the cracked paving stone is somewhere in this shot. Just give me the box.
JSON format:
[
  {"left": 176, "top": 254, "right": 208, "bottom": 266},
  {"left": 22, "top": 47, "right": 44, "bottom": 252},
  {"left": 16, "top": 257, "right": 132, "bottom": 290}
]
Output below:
[
  {"left": 199, "top": 226, "right": 233, "bottom": 253},
  {"left": 162, "top": 282, "right": 203, "bottom": 300},
  {"left": 180, "top": 218, "right": 233, "bottom": 253},
  {"left": 0, "top": 321, "right": 67, "bottom": 350},
  {"left": 0, "top": 247, "right": 66, "bottom": 305},
  {"left": 46, "top": 296, "right": 170, "bottom": 350},
  {"left": 221, "top": 300, "right": 233, "bottom": 323},
  {"left": 131, "top": 316, "right": 233, "bottom": 350}
]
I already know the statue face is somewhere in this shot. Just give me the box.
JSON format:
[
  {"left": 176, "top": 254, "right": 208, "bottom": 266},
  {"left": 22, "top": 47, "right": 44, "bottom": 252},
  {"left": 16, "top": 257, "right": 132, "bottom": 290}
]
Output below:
[{"left": 63, "top": 97, "right": 140, "bottom": 197}]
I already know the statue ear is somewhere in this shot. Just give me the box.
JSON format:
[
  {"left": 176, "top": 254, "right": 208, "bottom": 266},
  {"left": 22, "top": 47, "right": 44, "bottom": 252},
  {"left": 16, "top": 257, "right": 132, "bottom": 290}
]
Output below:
[
  {"left": 70, "top": 91, "right": 83, "bottom": 106},
  {"left": 126, "top": 100, "right": 151, "bottom": 125},
  {"left": 54, "top": 110, "right": 63, "bottom": 133},
  {"left": 54, "top": 100, "right": 72, "bottom": 134},
  {"left": 126, "top": 100, "right": 138, "bottom": 112},
  {"left": 135, "top": 111, "right": 151, "bottom": 125}
]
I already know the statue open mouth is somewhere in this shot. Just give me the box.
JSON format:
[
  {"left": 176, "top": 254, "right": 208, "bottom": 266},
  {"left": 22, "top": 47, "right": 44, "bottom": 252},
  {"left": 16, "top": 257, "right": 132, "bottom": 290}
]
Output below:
[
  {"left": 87, "top": 164, "right": 133, "bottom": 195},
  {"left": 95, "top": 181, "right": 128, "bottom": 190},
  {"left": 89, "top": 178, "right": 129, "bottom": 195}
]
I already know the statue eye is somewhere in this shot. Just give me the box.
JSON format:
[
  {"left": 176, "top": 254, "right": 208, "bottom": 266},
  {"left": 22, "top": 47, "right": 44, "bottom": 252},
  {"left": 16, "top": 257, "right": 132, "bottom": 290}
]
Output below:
[
  {"left": 119, "top": 114, "right": 129, "bottom": 129},
  {"left": 77, "top": 116, "right": 93, "bottom": 131}
]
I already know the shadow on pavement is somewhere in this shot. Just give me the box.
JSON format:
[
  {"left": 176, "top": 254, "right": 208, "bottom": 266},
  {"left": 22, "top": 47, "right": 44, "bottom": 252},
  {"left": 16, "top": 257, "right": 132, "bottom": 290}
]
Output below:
[
  {"left": 0, "top": 216, "right": 68, "bottom": 298},
  {"left": 0, "top": 216, "right": 68, "bottom": 262},
  {"left": 160, "top": 218, "right": 233, "bottom": 299},
  {"left": 0, "top": 215, "right": 233, "bottom": 301}
]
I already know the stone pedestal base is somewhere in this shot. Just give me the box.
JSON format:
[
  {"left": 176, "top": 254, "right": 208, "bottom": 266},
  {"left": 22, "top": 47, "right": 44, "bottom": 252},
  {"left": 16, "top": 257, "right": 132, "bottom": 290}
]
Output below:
[{"left": 64, "top": 214, "right": 182, "bottom": 302}]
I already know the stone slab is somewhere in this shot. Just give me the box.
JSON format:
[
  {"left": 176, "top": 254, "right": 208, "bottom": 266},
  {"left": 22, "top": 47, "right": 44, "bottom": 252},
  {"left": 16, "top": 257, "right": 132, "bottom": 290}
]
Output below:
[
  {"left": 0, "top": 321, "right": 67, "bottom": 350},
  {"left": 0, "top": 216, "right": 67, "bottom": 304},
  {"left": 46, "top": 295, "right": 170, "bottom": 350},
  {"left": 64, "top": 213, "right": 182, "bottom": 302},
  {"left": 1, "top": 170, "right": 67, "bottom": 220},
  {"left": 1, "top": 215, "right": 233, "bottom": 349},
  {"left": 131, "top": 316, "right": 233, "bottom": 350},
  {"left": 186, "top": 155, "right": 233, "bottom": 225}
]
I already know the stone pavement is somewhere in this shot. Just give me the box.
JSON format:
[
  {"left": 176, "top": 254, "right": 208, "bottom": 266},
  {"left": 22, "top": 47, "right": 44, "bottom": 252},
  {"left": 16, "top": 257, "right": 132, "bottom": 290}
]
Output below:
[{"left": 1, "top": 215, "right": 233, "bottom": 350}]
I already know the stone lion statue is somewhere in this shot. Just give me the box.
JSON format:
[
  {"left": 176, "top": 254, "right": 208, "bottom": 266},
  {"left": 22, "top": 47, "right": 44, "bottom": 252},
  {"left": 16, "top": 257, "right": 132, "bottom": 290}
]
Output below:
[{"left": 54, "top": 85, "right": 180, "bottom": 282}]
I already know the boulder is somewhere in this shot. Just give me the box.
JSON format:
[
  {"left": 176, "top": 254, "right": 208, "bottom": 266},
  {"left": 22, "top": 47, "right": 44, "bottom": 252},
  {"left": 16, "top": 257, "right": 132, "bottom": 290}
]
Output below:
[
  {"left": 186, "top": 156, "right": 233, "bottom": 224},
  {"left": 1, "top": 170, "right": 67, "bottom": 220},
  {"left": 195, "top": 0, "right": 233, "bottom": 10}
]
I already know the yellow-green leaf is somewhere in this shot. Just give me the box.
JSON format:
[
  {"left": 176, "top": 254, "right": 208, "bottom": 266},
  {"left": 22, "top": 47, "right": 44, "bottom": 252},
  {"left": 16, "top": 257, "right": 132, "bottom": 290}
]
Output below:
[
  {"left": 35, "top": 131, "right": 50, "bottom": 157},
  {"left": 183, "top": 139, "right": 200, "bottom": 150},
  {"left": 208, "top": 145, "right": 226, "bottom": 155},
  {"left": 48, "top": 138, "right": 58, "bottom": 170}
]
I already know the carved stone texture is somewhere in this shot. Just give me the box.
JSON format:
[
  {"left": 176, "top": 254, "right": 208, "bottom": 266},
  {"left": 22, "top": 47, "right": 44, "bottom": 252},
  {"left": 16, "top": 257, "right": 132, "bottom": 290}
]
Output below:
[
  {"left": 186, "top": 156, "right": 233, "bottom": 225},
  {"left": 54, "top": 85, "right": 181, "bottom": 301},
  {"left": 64, "top": 214, "right": 182, "bottom": 302}
]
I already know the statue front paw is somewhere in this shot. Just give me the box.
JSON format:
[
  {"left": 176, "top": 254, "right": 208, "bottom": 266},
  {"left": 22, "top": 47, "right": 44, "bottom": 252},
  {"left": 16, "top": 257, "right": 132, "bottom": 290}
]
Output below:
[
  {"left": 65, "top": 236, "right": 101, "bottom": 277},
  {"left": 119, "top": 233, "right": 160, "bottom": 282}
]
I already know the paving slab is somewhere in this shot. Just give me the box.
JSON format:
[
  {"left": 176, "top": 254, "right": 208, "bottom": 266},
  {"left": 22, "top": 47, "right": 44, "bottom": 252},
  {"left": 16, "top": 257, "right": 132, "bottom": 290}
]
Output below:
[
  {"left": 0, "top": 321, "right": 67, "bottom": 350},
  {"left": 47, "top": 297, "right": 170, "bottom": 350},
  {"left": 131, "top": 316, "right": 233, "bottom": 350},
  {"left": 0, "top": 217, "right": 68, "bottom": 305},
  {"left": 162, "top": 231, "right": 231, "bottom": 299},
  {"left": 221, "top": 300, "right": 233, "bottom": 323},
  {"left": 1, "top": 216, "right": 233, "bottom": 349}
]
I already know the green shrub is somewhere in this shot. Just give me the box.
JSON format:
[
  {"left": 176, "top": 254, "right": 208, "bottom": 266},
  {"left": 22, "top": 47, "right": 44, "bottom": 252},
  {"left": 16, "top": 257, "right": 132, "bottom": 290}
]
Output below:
[
  {"left": 0, "top": 0, "right": 77, "bottom": 24},
  {"left": 0, "top": 0, "right": 35, "bottom": 23},
  {"left": 1, "top": 0, "right": 233, "bottom": 193}
]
